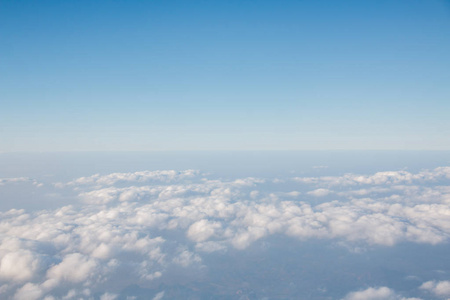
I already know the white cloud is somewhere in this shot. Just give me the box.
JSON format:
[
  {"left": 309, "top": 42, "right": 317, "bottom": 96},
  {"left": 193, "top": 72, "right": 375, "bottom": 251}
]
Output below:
[
  {"left": 0, "top": 167, "right": 449, "bottom": 298},
  {"left": 187, "top": 219, "right": 221, "bottom": 242},
  {"left": 152, "top": 291, "right": 165, "bottom": 300},
  {"left": 307, "top": 188, "right": 331, "bottom": 197},
  {"left": 13, "top": 283, "right": 43, "bottom": 300},
  {"left": 0, "top": 177, "right": 38, "bottom": 186},
  {"left": 294, "top": 167, "right": 450, "bottom": 187},
  {"left": 0, "top": 250, "right": 40, "bottom": 282},
  {"left": 343, "top": 286, "right": 422, "bottom": 300},
  {"left": 46, "top": 253, "right": 97, "bottom": 283},
  {"left": 343, "top": 287, "right": 397, "bottom": 300},
  {"left": 65, "top": 170, "right": 199, "bottom": 187},
  {"left": 172, "top": 250, "right": 201, "bottom": 267},
  {"left": 100, "top": 292, "right": 118, "bottom": 300},
  {"left": 420, "top": 280, "right": 450, "bottom": 297}
]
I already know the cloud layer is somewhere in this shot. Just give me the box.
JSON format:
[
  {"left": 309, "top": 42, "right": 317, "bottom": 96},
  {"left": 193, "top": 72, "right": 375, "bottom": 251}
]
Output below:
[{"left": 1, "top": 167, "right": 450, "bottom": 299}]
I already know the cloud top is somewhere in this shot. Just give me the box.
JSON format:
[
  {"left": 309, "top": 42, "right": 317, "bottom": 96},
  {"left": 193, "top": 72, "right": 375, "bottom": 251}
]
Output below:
[{"left": 1, "top": 167, "right": 449, "bottom": 298}]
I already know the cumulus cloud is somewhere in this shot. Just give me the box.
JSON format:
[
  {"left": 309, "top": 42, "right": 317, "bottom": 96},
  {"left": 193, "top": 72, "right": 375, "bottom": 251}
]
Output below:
[
  {"left": 343, "top": 287, "right": 397, "bottom": 300},
  {"left": 420, "top": 280, "right": 450, "bottom": 297},
  {"left": 65, "top": 170, "right": 199, "bottom": 187},
  {"left": 307, "top": 188, "right": 331, "bottom": 197},
  {"left": 0, "top": 177, "right": 42, "bottom": 187},
  {"left": 0, "top": 167, "right": 449, "bottom": 298},
  {"left": 100, "top": 292, "right": 118, "bottom": 300},
  {"left": 152, "top": 291, "right": 165, "bottom": 300},
  {"left": 0, "top": 250, "right": 40, "bottom": 282},
  {"left": 172, "top": 250, "right": 201, "bottom": 267},
  {"left": 187, "top": 219, "right": 221, "bottom": 242},
  {"left": 294, "top": 167, "right": 450, "bottom": 187},
  {"left": 13, "top": 283, "right": 43, "bottom": 300},
  {"left": 46, "top": 253, "right": 97, "bottom": 283},
  {"left": 343, "top": 286, "right": 422, "bottom": 300}
]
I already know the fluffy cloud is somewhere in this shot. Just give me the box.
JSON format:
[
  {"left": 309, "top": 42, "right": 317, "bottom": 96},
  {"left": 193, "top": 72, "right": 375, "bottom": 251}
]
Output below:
[
  {"left": 46, "top": 253, "right": 97, "bottom": 283},
  {"left": 99, "top": 292, "right": 118, "bottom": 300},
  {"left": 343, "top": 287, "right": 398, "bottom": 300},
  {"left": 13, "top": 283, "right": 43, "bottom": 300},
  {"left": 343, "top": 286, "right": 422, "bottom": 300},
  {"left": 65, "top": 170, "right": 199, "bottom": 187},
  {"left": 0, "top": 167, "right": 449, "bottom": 298},
  {"left": 187, "top": 219, "right": 221, "bottom": 242},
  {"left": 0, "top": 177, "right": 42, "bottom": 187},
  {"left": 307, "top": 188, "right": 331, "bottom": 197},
  {"left": 0, "top": 250, "right": 40, "bottom": 282},
  {"left": 420, "top": 280, "right": 450, "bottom": 297},
  {"left": 294, "top": 167, "right": 450, "bottom": 187},
  {"left": 152, "top": 291, "right": 165, "bottom": 300}
]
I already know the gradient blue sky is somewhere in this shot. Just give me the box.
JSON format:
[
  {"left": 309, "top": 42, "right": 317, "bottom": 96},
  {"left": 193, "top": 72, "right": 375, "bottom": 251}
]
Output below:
[{"left": 1, "top": 0, "right": 450, "bottom": 151}]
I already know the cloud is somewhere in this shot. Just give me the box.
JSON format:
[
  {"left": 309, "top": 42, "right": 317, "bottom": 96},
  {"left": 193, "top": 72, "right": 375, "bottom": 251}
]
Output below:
[
  {"left": 294, "top": 167, "right": 450, "bottom": 187},
  {"left": 343, "top": 287, "right": 397, "bottom": 300},
  {"left": 100, "top": 292, "right": 118, "bottom": 300},
  {"left": 343, "top": 286, "right": 422, "bottom": 300},
  {"left": 0, "top": 167, "right": 449, "bottom": 298},
  {"left": 307, "top": 188, "right": 331, "bottom": 197},
  {"left": 46, "top": 253, "right": 97, "bottom": 283},
  {"left": 65, "top": 170, "right": 199, "bottom": 187},
  {"left": 0, "top": 177, "right": 42, "bottom": 187},
  {"left": 187, "top": 219, "right": 221, "bottom": 242},
  {"left": 172, "top": 250, "right": 201, "bottom": 267},
  {"left": 13, "top": 283, "right": 43, "bottom": 300},
  {"left": 420, "top": 280, "right": 450, "bottom": 297},
  {"left": 0, "top": 250, "right": 40, "bottom": 282},
  {"left": 152, "top": 291, "right": 165, "bottom": 300}
]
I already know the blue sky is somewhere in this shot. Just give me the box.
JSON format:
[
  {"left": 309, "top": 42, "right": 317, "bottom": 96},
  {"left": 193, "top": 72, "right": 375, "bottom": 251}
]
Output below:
[{"left": 1, "top": 0, "right": 450, "bottom": 151}]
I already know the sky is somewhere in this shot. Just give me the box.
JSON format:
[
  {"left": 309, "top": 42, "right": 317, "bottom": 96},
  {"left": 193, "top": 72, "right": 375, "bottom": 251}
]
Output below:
[{"left": 1, "top": 0, "right": 450, "bottom": 151}]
